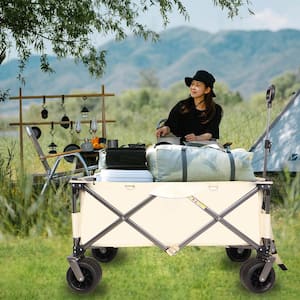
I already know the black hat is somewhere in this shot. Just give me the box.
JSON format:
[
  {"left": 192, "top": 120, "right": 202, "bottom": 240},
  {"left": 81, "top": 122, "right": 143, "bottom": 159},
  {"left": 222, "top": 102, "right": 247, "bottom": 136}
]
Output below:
[{"left": 185, "top": 70, "right": 216, "bottom": 97}]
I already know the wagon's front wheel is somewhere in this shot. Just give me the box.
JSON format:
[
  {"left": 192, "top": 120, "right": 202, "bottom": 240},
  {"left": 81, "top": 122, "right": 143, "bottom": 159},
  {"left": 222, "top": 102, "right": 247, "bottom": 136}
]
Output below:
[
  {"left": 92, "top": 247, "right": 118, "bottom": 263},
  {"left": 226, "top": 247, "right": 252, "bottom": 262},
  {"left": 66, "top": 257, "right": 102, "bottom": 294},
  {"left": 240, "top": 258, "right": 275, "bottom": 293}
]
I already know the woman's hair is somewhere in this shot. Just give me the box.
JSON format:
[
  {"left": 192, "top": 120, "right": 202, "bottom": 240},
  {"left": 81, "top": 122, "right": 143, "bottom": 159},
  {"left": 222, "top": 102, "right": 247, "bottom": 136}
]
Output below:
[{"left": 179, "top": 91, "right": 216, "bottom": 124}]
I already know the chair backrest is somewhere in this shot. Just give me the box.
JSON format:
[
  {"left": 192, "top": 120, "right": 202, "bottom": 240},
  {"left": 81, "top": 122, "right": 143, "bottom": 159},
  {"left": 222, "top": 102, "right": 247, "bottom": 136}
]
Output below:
[{"left": 25, "top": 126, "right": 52, "bottom": 174}]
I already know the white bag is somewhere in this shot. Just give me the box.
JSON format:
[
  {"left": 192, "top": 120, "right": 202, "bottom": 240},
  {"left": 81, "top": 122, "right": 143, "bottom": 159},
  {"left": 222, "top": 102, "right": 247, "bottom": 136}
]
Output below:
[{"left": 146, "top": 144, "right": 256, "bottom": 182}]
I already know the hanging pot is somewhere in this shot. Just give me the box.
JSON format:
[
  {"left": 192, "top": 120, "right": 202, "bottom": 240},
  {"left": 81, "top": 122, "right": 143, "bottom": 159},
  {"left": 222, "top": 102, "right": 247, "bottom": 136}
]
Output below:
[
  {"left": 60, "top": 95, "right": 69, "bottom": 129},
  {"left": 60, "top": 114, "right": 70, "bottom": 129},
  {"left": 41, "top": 96, "right": 48, "bottom": 119},
  {"left": 41, "top": 108, "right": 48, "bottom": 119},
  {"left": 32, "top": 126, "right": 42, "bottom": 139}
]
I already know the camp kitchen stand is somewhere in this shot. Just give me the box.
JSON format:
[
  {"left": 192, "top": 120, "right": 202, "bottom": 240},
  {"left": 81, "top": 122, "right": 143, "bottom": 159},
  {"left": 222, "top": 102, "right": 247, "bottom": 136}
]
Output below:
[{"left": 65, "top": 85, "right": 287, "bottom": 295}]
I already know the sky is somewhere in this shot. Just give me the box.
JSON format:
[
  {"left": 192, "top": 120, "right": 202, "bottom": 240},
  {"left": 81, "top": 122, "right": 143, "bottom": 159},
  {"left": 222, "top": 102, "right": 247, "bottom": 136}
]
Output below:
[
  {"left": 5, "top": 0, "right": 300, "bottom": 61},
  {"left": 148, "top": 0, "right": 300, "bottom": 33},
  {"left": 87, "top": 0, "right": 300, "bottom": 52}
]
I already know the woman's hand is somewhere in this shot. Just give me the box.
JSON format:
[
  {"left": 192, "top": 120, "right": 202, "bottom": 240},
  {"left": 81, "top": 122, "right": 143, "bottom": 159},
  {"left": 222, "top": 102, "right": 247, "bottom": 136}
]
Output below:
[
  {"left": 184, "top": 133, "right": 197, "bottom": 141},
  {"left": 184, "top": 133, "right": 212, "bottom": 141},
  {"left": 156, "top": 126, "right": 170, "bottom": 137}
]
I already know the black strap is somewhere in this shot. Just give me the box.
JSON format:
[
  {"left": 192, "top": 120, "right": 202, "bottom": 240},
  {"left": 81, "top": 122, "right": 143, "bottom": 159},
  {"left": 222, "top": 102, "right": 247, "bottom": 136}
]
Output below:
[
  {"left": 181, "top": 147, "right": 188, "bottom": 182},
  {"left": 226, "top": 149, "right": 235, "bottom": 181}
]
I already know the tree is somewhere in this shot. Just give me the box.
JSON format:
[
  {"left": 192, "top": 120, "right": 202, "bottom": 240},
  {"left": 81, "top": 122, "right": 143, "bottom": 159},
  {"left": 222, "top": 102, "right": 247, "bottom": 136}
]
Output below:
[
  {"left": 138, "top": 69, "right": 160, "bottom": 89},
  {"left": 272, "top": 69, "right": 300, "bottom": 100},
  {"left": 0, "top": 0, "right": 252, "bottom": 78}
]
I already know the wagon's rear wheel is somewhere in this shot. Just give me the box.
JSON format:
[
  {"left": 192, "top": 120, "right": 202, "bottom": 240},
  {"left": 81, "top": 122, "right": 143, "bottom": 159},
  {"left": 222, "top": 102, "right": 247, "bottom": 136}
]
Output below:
[
  {"left": 226, "top": 247, "right": 252, "bottom": 262},
  {"left": 240, "top": 258, "right": 275, "bottom": 293},
  {"left": 92, "top": 247, "right": 118, "bottom": 263},
  {"left": 66, "top": 257, "right": 102, "bottom": 294}
]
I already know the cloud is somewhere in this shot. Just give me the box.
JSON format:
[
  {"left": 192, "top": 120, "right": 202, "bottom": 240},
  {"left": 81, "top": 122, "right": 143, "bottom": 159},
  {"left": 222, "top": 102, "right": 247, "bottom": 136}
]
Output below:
[{"left": 251, "top": 8, "right": 289, "bottom": 31}]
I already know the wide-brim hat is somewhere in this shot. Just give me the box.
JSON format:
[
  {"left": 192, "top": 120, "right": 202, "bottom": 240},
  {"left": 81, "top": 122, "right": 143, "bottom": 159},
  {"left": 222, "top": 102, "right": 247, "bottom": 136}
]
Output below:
[{"left": 185, "top": 70, "right": 216, "bottom": 97}]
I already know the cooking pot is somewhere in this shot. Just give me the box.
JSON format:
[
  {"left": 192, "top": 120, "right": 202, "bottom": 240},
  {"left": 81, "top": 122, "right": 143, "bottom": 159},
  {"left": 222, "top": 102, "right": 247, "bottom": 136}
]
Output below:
[{"left": 81, "top": 140, "right": 94, "bottom": 152}]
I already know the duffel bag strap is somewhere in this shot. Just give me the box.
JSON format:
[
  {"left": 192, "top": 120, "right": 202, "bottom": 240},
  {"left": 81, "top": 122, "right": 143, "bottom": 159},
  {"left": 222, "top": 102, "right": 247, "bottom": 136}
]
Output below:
[
  {"left": 226, "top": 149, "right": 235, "bottom": 181},
  {"left": 181, "top": 147, "right": 188, "bottom": 182}
]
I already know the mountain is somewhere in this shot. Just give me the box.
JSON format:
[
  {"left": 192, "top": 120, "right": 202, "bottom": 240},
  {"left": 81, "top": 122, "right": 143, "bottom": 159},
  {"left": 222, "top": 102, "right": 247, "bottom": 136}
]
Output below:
[{"left": 1, "top": 26, "right": 300, "bottom": 104}]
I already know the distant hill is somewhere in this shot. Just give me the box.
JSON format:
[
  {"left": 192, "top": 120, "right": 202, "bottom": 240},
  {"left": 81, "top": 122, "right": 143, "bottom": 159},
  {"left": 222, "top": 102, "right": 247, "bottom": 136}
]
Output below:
[{"left": 1, "top": 26, "right": 300, "bottom": 104}]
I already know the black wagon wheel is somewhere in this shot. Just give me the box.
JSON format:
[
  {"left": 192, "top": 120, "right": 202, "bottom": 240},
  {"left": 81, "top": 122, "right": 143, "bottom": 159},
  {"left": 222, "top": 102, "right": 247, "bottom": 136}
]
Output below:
[
  {"left": 91, "top": 247, "right": 118, "bottom": 263},
  {"left": 226, "top": 247, "right": 252, "bottom": 262},
  {"left": 66, "top": 257, "right": 102, "bottom": 294},
  {"left": 240, "top": 258, "right": 276, "bottom": 293}
]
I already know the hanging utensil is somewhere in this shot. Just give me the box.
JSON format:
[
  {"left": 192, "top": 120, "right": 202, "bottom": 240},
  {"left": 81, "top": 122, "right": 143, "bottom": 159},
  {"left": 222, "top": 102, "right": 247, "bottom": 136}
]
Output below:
[
  {"left": 75, "top": 120, "right": 81, "bottom": 134},
  {"left": 91, "top": 118, "right": 97, "bottom": 135},
  {"left": 48, "top": 122, "right": 57, "bottom": 154},
  {"left": 48, "top": 142, "right": 58, "bottom": 154},
  {"left": 60, "top": 95, "right": 70, "bottom": 129},
  {"left": 41, "top": 96, "right": 48, "bottom": 119},
  {"left": 81, "top": 96, "right": 89, "bottom": 118}
]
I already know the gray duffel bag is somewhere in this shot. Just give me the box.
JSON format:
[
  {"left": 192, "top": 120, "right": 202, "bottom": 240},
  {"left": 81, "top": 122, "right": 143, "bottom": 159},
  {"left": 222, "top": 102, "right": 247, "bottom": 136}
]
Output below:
[{"left": 146, "top": 144, "right": 256, "bottom": 182}]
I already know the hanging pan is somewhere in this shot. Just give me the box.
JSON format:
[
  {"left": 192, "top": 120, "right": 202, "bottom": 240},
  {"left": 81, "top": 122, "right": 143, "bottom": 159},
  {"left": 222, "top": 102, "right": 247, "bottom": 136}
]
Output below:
[
  {"left": 31, "top": 126, "right": 42, "bottom": 139},
  {"left": 63, "top": 143, "right": 80, "bottom": 163}
]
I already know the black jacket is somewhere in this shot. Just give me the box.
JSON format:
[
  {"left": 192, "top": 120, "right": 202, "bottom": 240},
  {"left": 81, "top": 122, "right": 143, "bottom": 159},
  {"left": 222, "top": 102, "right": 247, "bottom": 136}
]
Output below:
[{"left": 164, "top": 97, "right": 223, "bottom": 139}]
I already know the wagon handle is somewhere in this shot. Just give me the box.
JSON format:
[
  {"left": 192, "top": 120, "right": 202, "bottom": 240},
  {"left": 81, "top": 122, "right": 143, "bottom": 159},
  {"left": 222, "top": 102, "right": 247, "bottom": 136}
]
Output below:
[
  {"left": 266, "top": 84, "right": 275, "bottom": 107},
  {"left": 263, "top": 85, "right": 275, "bottom": 178}
]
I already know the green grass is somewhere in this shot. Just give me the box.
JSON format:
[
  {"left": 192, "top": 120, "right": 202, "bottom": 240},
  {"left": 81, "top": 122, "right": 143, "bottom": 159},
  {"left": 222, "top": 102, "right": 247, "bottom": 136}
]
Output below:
[{"left": 0, "top": 210, "right": 299, "bottom": 300}]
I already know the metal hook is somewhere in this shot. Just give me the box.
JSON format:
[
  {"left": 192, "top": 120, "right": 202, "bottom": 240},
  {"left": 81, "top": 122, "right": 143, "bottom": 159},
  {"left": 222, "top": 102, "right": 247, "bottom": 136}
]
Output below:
[
  {"left": 89, "top": 120, "right": 93, "bottom": 134},
  {"left": 61, "top": 95, "right": 66, "bottom": 111},
  {"left": 70, "top": 121, "right": 74, "bottom": 135},
  {"left": 50, "top": 121, "right": 55, "bottom": 136},
  {"left": 42, "top": 96, "right": 46, "bottom": 108}
]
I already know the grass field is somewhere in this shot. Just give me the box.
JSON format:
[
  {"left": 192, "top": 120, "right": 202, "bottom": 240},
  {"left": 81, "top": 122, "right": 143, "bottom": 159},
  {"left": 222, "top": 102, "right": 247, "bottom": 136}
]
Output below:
[{"left": 0, "top": 209, "right": 299, "bottom": 300}]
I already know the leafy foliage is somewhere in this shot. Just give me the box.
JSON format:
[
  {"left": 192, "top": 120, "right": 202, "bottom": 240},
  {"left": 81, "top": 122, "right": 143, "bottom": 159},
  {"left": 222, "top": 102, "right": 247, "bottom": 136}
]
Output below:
[
  {"left": 0, "top": 0, "right": 189, "bottom": 77},
  {"left": 213, "top": 0, "right": 254, "bottom": 18},
  {"left": 272, "top": 68, "right": 300, "bottom": 100},
  {"left": 0, "top": 88, "right": 9, "bottom": 102},
  {"left": 0, "top": 0, "right": 254, "bottom": 79}
]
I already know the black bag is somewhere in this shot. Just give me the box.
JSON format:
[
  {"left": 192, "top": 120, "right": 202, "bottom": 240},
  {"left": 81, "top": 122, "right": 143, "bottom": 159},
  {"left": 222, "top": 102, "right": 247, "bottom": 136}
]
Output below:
[{"left": 105, "top": 145, "right": 147, "bottom": 170}]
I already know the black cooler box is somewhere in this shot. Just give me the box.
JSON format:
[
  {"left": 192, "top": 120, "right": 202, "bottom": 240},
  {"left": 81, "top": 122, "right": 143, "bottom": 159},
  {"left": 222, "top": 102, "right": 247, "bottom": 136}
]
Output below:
[{"left": 105, "top": 146, "right": 147, "bottom": 170}]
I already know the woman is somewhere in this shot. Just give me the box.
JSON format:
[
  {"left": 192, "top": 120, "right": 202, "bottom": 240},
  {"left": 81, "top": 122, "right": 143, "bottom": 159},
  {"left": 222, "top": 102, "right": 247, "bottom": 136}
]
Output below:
[{"left": 156, "top": 70, "right": 223, "bottom": 142}]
